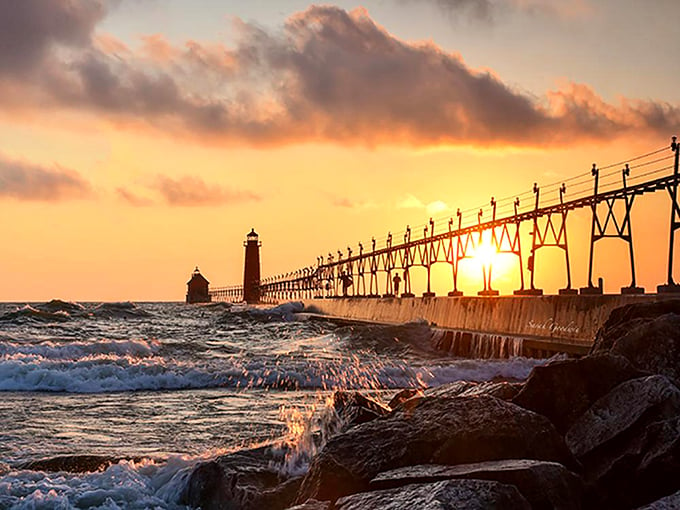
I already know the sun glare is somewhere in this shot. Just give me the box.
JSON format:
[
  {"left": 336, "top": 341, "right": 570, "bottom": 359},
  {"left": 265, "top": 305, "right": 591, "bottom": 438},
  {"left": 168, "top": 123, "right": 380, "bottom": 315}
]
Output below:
[{"left": 474, "top": 242, "right": 498, "bottom": 268}]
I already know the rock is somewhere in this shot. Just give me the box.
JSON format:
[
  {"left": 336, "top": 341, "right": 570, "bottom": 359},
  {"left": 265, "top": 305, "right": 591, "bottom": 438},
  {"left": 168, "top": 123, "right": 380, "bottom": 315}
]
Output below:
[
  {"left": 393, "top": 381, "right": 520, "bottom": 412},
  {"left": 387, "top": 388, "right": 422, "bottom": 410},
  {"left": 457, "top": 381, "right": 523, "bottom": 401},
  {"left": 241, "top": 476, "right": 303, "bottom": 510},
  {"left": 637, "top": 488, "right": 680, "bottom": 509},
  {"left": 335, "top": 479, "right": 531, "bottom": 510},
  {"left": 284, "top": 500, "right": 331, "bottom": 510},
  {"left": 369, "top": 460, "right": 583, "bottom": 510},
  {"left": 296, "top": 395, "right": 574, "bottom": 503},
  {"left": 592, "top": 299, "right": 680, "bottom": 354},
  {"left": 592, "top": 314, "right": 680, "bottom": 386},
  {"left": 181, "top": 444, "right": 300, "bottom": 510},
  {"left": 333, "top": 391, "right": 390, "bottom": 431},
  {"left": 512, "top": 354, "right": 645, "bottom": 433},
  {"left": 181, "top": 461, "right": 233, "bottom": 510},
  {"left": 17, "top": 455, "right": 143, "bottom": 473},
  {"left": 423, "top": 380, "right": 478, "bottom": 398},
  {"left": 566, "top": 375, "right": 680, "bottom": 458},
  {"left": 563, "top": 376, "right": 680, "bottom": 508}
]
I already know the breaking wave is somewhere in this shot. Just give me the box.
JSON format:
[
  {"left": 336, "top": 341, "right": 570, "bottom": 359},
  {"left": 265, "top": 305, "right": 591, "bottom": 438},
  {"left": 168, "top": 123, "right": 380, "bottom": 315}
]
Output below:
[
  {"left": 0, "top": 457, "right": 193, "bottom": 510},
  {"left": 0, "top": 335, "right": 546, "bottom": 393}
]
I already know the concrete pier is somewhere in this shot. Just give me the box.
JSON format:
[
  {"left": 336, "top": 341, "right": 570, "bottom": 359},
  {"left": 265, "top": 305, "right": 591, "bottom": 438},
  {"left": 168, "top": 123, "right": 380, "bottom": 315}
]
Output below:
[{"left": 302, "top": 294, "right": 678, "bottom": 358}]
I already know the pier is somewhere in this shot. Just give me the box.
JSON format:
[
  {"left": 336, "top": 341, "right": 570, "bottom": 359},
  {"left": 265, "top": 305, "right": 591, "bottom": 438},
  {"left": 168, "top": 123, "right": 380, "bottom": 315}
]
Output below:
[{"left": 208, "top": 137, "right": 680, "bottom": 356}]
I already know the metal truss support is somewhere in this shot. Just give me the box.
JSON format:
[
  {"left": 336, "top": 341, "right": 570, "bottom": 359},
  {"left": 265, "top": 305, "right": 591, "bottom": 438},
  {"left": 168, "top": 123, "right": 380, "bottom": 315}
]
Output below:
[
  {"left": 581, "top": 162, "right": 643, "bottom": 295},
  {"left": 659, "top": 136, "right": 680, "bottom": 293}
]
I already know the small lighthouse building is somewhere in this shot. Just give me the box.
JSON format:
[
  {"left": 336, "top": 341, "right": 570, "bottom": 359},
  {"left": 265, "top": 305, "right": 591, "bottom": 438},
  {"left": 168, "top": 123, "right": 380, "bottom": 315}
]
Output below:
[
  {"left": 243, "top": 229, "right": 262, "bottom": 304},
  {"left": 186, "top": 267, "right": 211, "bottom": 304}
]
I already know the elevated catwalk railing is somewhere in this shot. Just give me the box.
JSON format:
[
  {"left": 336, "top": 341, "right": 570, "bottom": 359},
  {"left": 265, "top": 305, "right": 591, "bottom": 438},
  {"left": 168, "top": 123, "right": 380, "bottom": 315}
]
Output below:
[{"left": 210, "top": 136, "right": 680, "bottom": 303}]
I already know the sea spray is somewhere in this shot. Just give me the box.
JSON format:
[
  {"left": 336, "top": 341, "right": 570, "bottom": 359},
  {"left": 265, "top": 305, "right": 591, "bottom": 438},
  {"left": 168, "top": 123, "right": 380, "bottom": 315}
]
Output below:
[
  {"left": 275, "top": 394, "right": 344, "bottom": 477},
  {"left": 0, "top": 300, "right": 553, "bottom": 506}
]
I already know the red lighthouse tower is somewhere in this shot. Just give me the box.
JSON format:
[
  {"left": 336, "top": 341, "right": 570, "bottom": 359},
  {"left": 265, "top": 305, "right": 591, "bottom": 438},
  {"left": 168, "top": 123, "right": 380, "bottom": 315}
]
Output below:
[{"left": 243, "top": 229, "right": 261, "bottom": 304}]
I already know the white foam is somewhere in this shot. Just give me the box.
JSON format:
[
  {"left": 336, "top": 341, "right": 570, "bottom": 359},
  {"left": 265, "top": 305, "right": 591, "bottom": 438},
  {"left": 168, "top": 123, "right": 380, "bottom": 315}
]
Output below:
[
  {"left": 0, "top": 457, "right": 193, "bottom": 509},
  {"left": 0, "top": 339, "right": 160, "bottom": 361}
]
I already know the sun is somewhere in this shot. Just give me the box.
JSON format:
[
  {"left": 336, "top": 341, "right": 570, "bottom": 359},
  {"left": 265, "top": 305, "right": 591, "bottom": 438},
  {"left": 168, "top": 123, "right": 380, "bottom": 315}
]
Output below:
[{"left": 473, "top": 241, "right": 498, "bottom": 269}]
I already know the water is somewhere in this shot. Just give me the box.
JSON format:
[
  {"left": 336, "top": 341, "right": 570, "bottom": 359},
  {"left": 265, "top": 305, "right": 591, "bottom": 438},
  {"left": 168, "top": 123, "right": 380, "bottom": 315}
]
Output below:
[{"left": 0, "top": 300, "right": 548, "bottom": 509}]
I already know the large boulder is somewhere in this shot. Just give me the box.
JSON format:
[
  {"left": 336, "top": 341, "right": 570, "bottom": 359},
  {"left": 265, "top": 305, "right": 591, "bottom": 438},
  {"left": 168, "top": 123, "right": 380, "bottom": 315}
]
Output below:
[
  {"left": 512, "top": 354, "right": 645, "bottom": 433},
  {"left": 393, "top": 381, "right": 521, "bottom": 413},
  {"left": 564, "top": 375, "right": 680, "bottom": 508},
  {"left": 180, "top": 444, "right": 300, "bottom": 510},
  {"left": 369, "top": 460, "right": 583, "bottom": 510},
  {"left": 566, "top": 375, "right": 680, "bottom": 458},
  {"left": 335, "top": 479, "right": 531, "bottom": 509},
  {"left": 296, "top": 395, "right": 574, "bottom": 503},
  {"left": 592, "top": 300, "right": 680, "bottom": 353},
  {"left": 592, "top": 313, "right": 680, "bottom": 386}
]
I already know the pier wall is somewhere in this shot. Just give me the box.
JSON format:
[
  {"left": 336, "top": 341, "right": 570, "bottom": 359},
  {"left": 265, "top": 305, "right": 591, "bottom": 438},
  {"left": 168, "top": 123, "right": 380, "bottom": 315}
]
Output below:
[{"left": 302, "top": 295, "right": 677, "bottom": 357}]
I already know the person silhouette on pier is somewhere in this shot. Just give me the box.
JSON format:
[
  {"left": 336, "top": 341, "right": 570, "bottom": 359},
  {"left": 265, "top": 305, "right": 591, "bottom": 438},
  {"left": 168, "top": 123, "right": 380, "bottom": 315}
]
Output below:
[
  {"left": 341, "top": 271, "right": 353, "bottom": 297},
  {"left": 393, "top": 273, "right": 402, "bottom": 296}
]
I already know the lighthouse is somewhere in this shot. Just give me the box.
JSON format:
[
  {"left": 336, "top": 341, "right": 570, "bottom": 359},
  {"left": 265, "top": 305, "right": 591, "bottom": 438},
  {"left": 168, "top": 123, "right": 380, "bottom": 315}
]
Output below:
[{"left": 243, "top": 228, "right": 261, "bottom": 304}]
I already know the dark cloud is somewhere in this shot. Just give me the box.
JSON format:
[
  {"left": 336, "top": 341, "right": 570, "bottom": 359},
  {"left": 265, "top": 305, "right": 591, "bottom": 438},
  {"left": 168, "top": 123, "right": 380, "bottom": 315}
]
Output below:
[
  {"left": 0, "top": 3, "right": 676, "bottom": 147},
  {"left": 0, "top": 155, "right": 92, "bottom": 201},
  {"left": 0, "top": 0, "right": 106, "bottom": 76},
  {"left": 153, "top": 176, "right": 261, "bottom": 207}
]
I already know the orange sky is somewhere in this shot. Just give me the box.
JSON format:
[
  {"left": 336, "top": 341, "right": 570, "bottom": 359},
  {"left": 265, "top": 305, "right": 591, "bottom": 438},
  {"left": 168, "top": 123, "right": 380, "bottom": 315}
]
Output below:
[{"left": 0, "top": 1, "right": 677, "bottom": 301}]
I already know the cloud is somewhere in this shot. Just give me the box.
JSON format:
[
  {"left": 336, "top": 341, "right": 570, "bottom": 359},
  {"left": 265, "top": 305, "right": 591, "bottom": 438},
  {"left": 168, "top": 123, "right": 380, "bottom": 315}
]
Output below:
[
  {"left": 398, "top": 194, "right": 450, "bottom": 215},
  {"left": 0, "top": 0, "right": 106, "bottom": 76},
  {"left": 400, "top": 0, "right": 593, "bottom": 23},
  {"left": 0, "top": 155, "right": 92, "bottom": 201},
  {"left": 0, "top": 3, "right": 675, "bottom": 148},
  {"left": 153, "top": 175, "right": 261, "bottom": 206},
  {"left": 331, "top": 195, "right": 378, "bottom": 209},
  {"left": 116, "top": 187, "right": 153, "bottom": 206}
]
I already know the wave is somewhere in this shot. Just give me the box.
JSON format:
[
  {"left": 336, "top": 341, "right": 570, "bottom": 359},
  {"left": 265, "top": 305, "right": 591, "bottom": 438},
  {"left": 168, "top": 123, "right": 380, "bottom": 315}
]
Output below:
[
  {"left": 0, "top": 457, "right": 193, "bottom": 510},
  {"left": 0, "top": 339, "right": 547, "bottom": 393},
  {"left": 0, "top": 301, "right": 153, "bottom": 325},
  {"left": 91, "top": 302, "right": 152, "bottom": 319},
  {"left": 230, "top": 301, "right": 305, "bottom": 323},
  {"left": 36, "top": 299, "right": 86, "bottom": 315},
  {"left": 0, "top": 338, "right": 160, "bottom": 361},
  {"left": 0, "top": 305, "right": 72, "bottom": 323}
]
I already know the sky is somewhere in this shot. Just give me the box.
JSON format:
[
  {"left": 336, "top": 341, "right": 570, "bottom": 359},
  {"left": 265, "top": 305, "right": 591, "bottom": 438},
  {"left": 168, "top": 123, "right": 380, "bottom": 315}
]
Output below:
[{"left": 0, "top": 0, "right": 678, "bottom": 301}]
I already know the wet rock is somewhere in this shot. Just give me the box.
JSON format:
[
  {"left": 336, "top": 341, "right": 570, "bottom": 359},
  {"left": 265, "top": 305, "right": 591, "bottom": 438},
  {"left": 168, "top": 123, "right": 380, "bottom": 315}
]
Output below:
[
  {"left": 369, "top": 459, "right": 583, "bottom": 510},
  {"left": 592, "top": 299, "right": 680, "bottom": 354},
  {"left": 17, "top": 455, "right": 142, "bottom": 473},
  {"left": 566, "top": 375, "right": 680, "bottom": 458},
  {"left": 423, "top": 380, "right": 478, "bottom": 398},
  {"left": 284, "top": 500, "right": 331, "bottom": 510},
  {"left": 335, "top": 479, "right": 531, "bottom": 510},
  {"left": 592, "top": 313, "right": 680, "bottom": 386},
  {"left": 564, "top": 376, "right": 680, "bottom": 508},
  {"left": 296, "top": 395, "right": 574, "bottom": 503},
  {"left": 637, "top": 489, "right": 680, "bottom": 509},
  {"left": 387, "top": 388, "right": 422, "bottom": 410},
  {"left": 181, "top": 461, "right": 233, "bottom": 510},
  {"left": 333, "top": 391, "right": 390, "bottom": 431},
  {"left": 512, "top": 354, "right": 645, "bottom": 433},
  {"left": 241, "top": 475, "right": 303, "bottom": 510},
  {"left": 181, "top": 444, "right": 300, "bottom": 510}
]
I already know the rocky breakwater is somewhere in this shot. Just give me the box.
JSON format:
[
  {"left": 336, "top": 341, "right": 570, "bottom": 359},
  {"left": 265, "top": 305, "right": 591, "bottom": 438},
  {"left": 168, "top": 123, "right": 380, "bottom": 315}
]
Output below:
[{"left": 182, "top": 299, "right": 680, "bottom": 509}]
